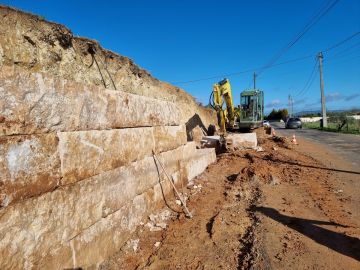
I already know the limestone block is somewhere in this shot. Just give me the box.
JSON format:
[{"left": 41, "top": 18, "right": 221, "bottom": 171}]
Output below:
[
  {"left": 0, "top": 141, "right": 211, "bottom": 269},
  {"left": 185, "top": 148, "right": 216, "bottom": 181},
  {"left": 0, "top": 125, "right": 186, "bottom": 207},
  {"left": 0, "top": 67, "right": 180, "bottom": 136},
  {"left": 58, "top": 128, "right": 154, "bottom": 184},
  {"left": 181, "top": 141, "right": 197, "bottom": 161},
  {"left": 227, "top": 133, "right": 258, "bottom": 149},
  {"left": 153, "top": 125, "right": 187, "bottom": 153},
  {"left": 37, "top": 180, "right": 181, "bottom": 269},
  {"left": 0, "top": 142, "right": 195, "bottom": 269},
  {"left": 0, "top": 133, "right": 60, "bottom": 207},
  {"left": 51, "top": 163, "right": 197, "bottom": 269},
  {"left": 35, "top": 192, "right": 152, "bottom": 269},
  {"left": 0, "top": 178, "right": 109, "bottom": 270},
  {"left": 59, "top": 126, "right": 186, "bottom": 185},
  {"left": 71, "top": 194, "right": 148, "bottom": 268}
]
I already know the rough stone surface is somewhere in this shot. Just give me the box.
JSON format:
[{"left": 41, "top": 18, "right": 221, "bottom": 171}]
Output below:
[
  {"left": 0, "top": 6, "right": 217, "bottom": 129},
  {"left": 0, "top": 67, "right": 181, "bottom": 136},
  {"left": 58, "top": 128, "right": 154, "bottom": 185},
  {"left": 0, "top": 125, "right": 186, "bottom": 207},
  {"left": 0, "top": 6, "right": 219, "bottom": 269},
  {"left": 59, "top": 126, "right": 186, "bottom": 185},
  {"left": 227, "top": 133, "right": 258, "bottom": 149},
  {"left": 185, "top": 148, "right": 217, "bottom": 181},
  {"left": 0, "top": 142, "right": 215, "bottom": 269},
  {"left": 153, "top": 125, "right": 187, "bottom": 153},
  {"left": 0, "top": 133, "right": 60, "bottom": 207}
]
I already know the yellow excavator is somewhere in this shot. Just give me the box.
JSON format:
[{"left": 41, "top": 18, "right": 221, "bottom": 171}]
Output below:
[{"left": 209, "top": 78, "right": 264, "bottom": 136}]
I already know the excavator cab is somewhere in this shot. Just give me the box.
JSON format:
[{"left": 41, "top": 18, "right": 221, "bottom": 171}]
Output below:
[{"left": 239, "top": 90, "right": 264, "bottom": 129}]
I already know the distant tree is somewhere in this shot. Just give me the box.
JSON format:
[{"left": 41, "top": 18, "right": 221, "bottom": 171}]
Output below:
[
  {"left": 279, "top": 109, "right": 289, "bottom": 120},
  {"left": 350, "top": 107, "right": 359, "bottom": 115},
  {"left": 265, "top": 108, "right": 288, "bottom": 120}
]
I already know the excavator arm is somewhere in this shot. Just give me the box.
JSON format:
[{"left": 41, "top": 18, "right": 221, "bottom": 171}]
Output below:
[{"left": 211, "top": 79, "right": 236, "bottom": 136}]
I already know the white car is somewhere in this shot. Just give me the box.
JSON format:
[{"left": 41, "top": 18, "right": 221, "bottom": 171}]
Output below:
[{"left": 263, "top": 120, "right": 270, "bottom": 127}]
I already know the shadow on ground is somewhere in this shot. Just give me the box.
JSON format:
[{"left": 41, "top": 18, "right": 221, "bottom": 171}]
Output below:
[
  {"left": 254, "top": 206, "right": 360, "bottom": 262},
  {"left": 259, "top": 155, "right": 360, "bottom": 175}
]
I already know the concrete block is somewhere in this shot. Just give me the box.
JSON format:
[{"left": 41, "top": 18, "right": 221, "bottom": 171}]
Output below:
[
  {"left": 227, "top": 133, "right": 257, "bottom": 149},
  {"left": 0, "top": 133, "right": 60, "bottom": 207},
  {"left": 0, "top": 68, "right": 180, "bottom": 136}
]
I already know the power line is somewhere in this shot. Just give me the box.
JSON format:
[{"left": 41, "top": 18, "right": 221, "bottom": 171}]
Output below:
[
  {"left": 327, "top": 52, "right": 360, "bottom": 64},
  {"left": 294, "top": 58, "right": 319, "bottom": 98},
  {"left": 256, "top": 0, "right": 340, "bottom": 77},
  {"left": 297, "top": 66, "right": 319, "bottom": 99},
  {"left": 323, "top": 31, "right": 360, "bottom": 52},
  {"left": 173, "top": 54, "right": 313, "bottom": 84},
  {"left": 298, "top": 33, "right": 360, "bottom": 99},
  {"left": 172, "top": 29, "right": 359, "bottom": 86},
  {"left": 332, "top": 41, "right": 360, "bottom": 57}
]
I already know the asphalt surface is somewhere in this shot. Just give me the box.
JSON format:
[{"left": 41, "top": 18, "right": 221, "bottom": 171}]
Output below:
[{"left": 270, "top": 121, "right": 360, "bottom": 169}]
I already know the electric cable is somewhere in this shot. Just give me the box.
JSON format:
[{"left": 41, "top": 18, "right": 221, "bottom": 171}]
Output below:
[
  {"left": 173, "top": 54, "right": 313, "bottom": 85},
  {"left": 172, "top": 29, "right": 359, "bottom": 86},
  {"left": 256, "top": 0, "right": 340, "bottom": 77},
  {"left": 294, "top": 58, "right": 319, "bottom": 97},
  {"left": 323, "top": 31, "right": 360, "bottom": 53}
]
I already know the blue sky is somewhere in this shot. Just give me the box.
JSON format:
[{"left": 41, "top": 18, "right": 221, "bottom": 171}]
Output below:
[{"left": 2, "top": 0, "right": 359, "bottom": 113}]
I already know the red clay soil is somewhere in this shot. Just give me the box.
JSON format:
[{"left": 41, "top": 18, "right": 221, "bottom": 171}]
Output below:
[{"left": 100, "top": 130, "right": 360, "bottom": 270}]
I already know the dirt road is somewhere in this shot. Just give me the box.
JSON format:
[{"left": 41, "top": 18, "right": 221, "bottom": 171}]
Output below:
[{"left": 100, "top": 130, "right": 360, "bottom": 270}]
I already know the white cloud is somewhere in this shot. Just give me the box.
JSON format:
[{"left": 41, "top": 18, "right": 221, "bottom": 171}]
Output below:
[
  {"left": 266, "top": 99, "right": 281, "bottom": 107},
  {"left": 325, "top": 92, "right": 342, "bottom": 102}
]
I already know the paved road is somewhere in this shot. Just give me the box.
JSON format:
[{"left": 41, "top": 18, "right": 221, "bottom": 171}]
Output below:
[{"left": 270, "top": 121, "right": 360, "bottom": 169}]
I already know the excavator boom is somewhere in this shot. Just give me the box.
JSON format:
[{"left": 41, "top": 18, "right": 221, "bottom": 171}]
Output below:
[{"left": 210, "top": 79, "right": 237, "bottom": 135}]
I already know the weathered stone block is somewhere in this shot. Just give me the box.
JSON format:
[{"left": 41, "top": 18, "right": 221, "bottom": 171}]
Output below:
[
  {"left": 58, "top": 128, "right": 155, "bottom": 185},
  {"left": 185, "top": 148, "right": 216, "bottom": 181},
  {"left": 0, "top": 141, "right": 216, "bottom": 269},
  {"left": 58, "top": 126, "right": 186, "bottom": 185},
  {"left": 0, "top": 133, "right": 60, "bottom": 207},
  {"left": 0, "top": 67, "right": 181, "bottom": 136},
  {"left": 153, "top": 125, "right": 187, "bottom": 153},
  {"left": 35, "top": 192, "right": 151, "bottom": 269},
  {"left": 227, "top": 133, "right": 257, "bottom": 149},
  {"left": 0, "top": 142, "right": 194, "bottom": 269}
]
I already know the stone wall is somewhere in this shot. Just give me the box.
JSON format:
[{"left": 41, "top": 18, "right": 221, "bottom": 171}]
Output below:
[
  {"left": 0, "top": 66, "right": 217, "bottom": 269},
  {"left": 0, "top": 5, "right": 216, "bottom": 130},
  {"left": 0, "top": 6, "right": 217, "bottom": 269}
]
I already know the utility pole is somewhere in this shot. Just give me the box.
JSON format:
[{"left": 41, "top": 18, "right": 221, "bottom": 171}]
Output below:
[
  {"left": 253, "top": 72, "right": 257, "bottom": 89},
  {"left": 318, "top": 52, "right": 327, "bottom": 127},
  {"left": 291, "top": 96, "right": 294, "bottom": 117}
]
